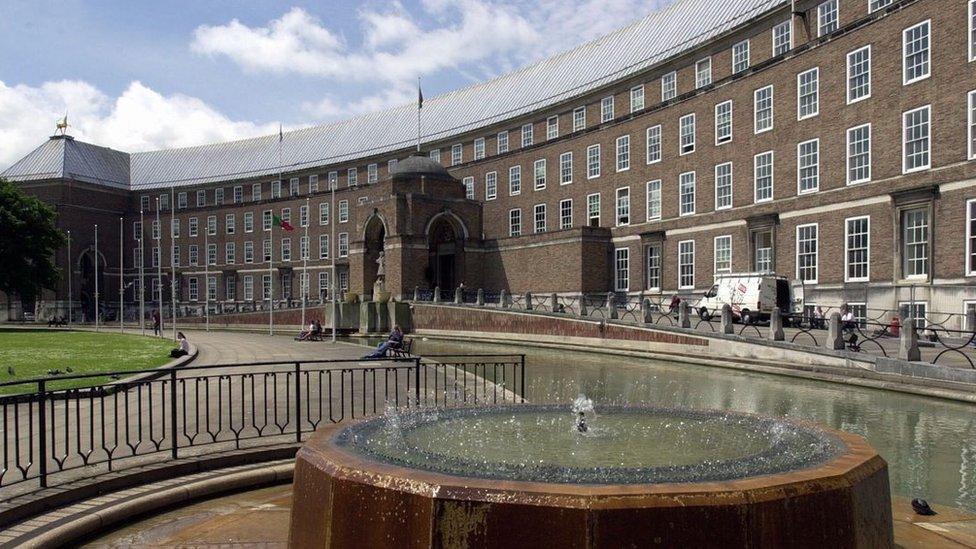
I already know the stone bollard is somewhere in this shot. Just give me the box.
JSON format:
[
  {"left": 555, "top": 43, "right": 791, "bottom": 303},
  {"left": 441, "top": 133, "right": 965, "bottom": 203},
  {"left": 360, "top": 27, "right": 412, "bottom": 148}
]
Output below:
[
  {"left": 678, "top": 300, "right": 691, "bottom": 328},
  {"left": 525, "top": 291, "right": 533, "bottom": 311},
  {"left": 550, "top": 293, "right": 559, "bottom": 313},
  {"left": 433, "top": 286, "right": 441, "bottom": 303},
  {"left": 642, "top": 298, "right": 653, "bottom": 323},
  {"left": 827, "top": 312, "right": 844, "bottom": 350},
  {"left": 476, "top": 289, "right": 485, "bottom": 306},
  {"left": 899, "top": 320, "right": 921, "bottom": 362},
  {"left": 768, "top": 308, "right": 785, "bottom": 341},
  {"left": 413, "top": 286, "right": 420, "bottom": 301},
  {"left": 499, "top": 289, "right": 509, "bottom": 308},
  {"left": 721, "top": 304, "right": 734, "bottom": 334},
  {"left": 607, "top": 292, "right": 618, "bottom": 320},
  {"left": 454, "top": 287, "right": 462, "bottom": 304},
  {"left": 579, "top": 295, "right": 588, "bottom": 317}
]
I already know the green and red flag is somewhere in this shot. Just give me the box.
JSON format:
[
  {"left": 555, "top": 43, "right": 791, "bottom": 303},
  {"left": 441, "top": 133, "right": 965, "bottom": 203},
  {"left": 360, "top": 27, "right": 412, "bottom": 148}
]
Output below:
[{"left": 272, "top": 214, "right": 295, "bottom": 231}]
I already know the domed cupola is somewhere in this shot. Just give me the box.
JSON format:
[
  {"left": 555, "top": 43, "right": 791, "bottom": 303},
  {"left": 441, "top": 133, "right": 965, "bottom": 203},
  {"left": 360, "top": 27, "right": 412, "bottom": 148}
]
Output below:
[{"left": 389, "top": 155, "right": 456, "bottom": 183}]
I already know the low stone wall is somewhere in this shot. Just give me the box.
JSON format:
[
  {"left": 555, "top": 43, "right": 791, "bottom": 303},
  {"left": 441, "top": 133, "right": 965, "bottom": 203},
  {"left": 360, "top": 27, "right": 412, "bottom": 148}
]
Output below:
[
  {"left": 411, "top": 304, "right": 708, "bottom": 347},
  {"left": 180, "top": 304, "right": 359, "bottom": 330}
]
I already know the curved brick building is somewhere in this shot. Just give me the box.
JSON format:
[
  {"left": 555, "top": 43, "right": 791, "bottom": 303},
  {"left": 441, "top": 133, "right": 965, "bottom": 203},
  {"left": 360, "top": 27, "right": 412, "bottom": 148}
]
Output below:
[{"left": 2, "top": 0, "right": 975, "bottom": 327}]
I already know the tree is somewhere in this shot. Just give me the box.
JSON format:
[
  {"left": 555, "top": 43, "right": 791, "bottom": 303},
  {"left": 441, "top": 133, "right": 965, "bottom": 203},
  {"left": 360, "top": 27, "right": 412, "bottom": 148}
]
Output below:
[{"left": 0, "top": 178, "right": 67, "bottom": 301}]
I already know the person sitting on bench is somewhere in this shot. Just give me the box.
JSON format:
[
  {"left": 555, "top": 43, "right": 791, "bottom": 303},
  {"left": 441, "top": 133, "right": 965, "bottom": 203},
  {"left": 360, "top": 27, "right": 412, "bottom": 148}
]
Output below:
[
  {"left": 311, "top": 320, "right": 322, "bottom": 339},
  {"left": 296, "top": 320, "right": 316, "bottom": 341},
  {"left": 363, "top": 326, "right": 404, "bottom": 359}
]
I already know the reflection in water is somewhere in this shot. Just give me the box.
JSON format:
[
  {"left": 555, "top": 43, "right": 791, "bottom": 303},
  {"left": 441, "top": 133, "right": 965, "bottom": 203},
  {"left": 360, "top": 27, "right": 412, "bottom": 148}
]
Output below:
[{"left": 412, "top": 338, "right": 976, "bottom": 512}]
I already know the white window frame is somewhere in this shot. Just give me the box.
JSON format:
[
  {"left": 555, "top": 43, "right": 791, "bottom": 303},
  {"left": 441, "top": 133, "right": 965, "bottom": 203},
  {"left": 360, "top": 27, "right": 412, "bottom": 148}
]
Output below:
[
  {"left": 474, "top": 137, "right": 486, "bottom": 160},
  {"left": 547, "top": 116, "right": 559, "bottom": 140},
  {"left": 846, "top": 45, "right": 872, "bottom": 104},
  {"left": 970, "top": 0, "right": 976, "bottom": 62},
  {"left": 678, "top": 240, "right": 695, "bottom": 289},
  {"left": 797, "top": 138, "right": 820, "bottom": 194},
  {"left": 452, "top": 143, "right": 463, "bottom": 165},
  {"left": 463, "top": 176, "right": 475, "bottom": 200},
  {"left": 559, "top": 198, "right": 573, "bottom": 230},
  {"left": 679, "top": 171, "right": 696, "bottom": 217},
  {"left": 573, "top": 107, "right": 586, "bottom": 132},
  {"left": 645, "top": 242, "right": 662, "bottom": 291},
  {"left": 902, "top": 105, "right": 931, "bottom": 174},
  {"left": 497, "top": 131, "right": 509, "bottom": 154},
  {"left": 614, "top": 247, "right": 630, "bottom": 292},
  {"left": 630, "top": 85, "right": 645, "bottom": 113},
  {"left": 533, "top": 159, "right": 546, "bottom": 190},
  {"left": 646, "top": 180, "right": 662, "bottom": 221},
  {"left": 714, "top": 100, "right": 732, "bottom": 145},
  {"left": 601, "top": 96, "right": 614, "bottom": 123},
  {"left": 695, "top": 57, "right": 712, "bottom": 89},
  {"left": 754, "top": 151, "right": 774, "bottom": 203},
  {"left": 509, "top": 165, "right": 522, "bottom": 196},
  {"left": 587, "top": 145, "right": 601, "bottom": 179},
  {"left": 796, "top": 223, "right": 819, "bottom": 284},
  {"left": 870, "top": 0, "right": 892, "bottom": 13},
  {"left": 646, "top": 125, "right": 662, "bottom": 164},
  {"left": 714, "top": 235, "right": 733, "bottom": 274},
  {"left": 846, "top": 124, "right": 872, "bottom": 185},
  {"left": 715, "top": 162, "right": 733, "bottom": 210},
  {"left": 616, "top": 187, "right": 630, "bottom": 226},
  {"left": 559, "top": 152, "right": 573, "bottom": 185},
  {"left": 679, "top": 113, "right": 695, "bottom": 155},
  {"left": 732, "top": 40, "right": 750, "bottom": 73},
  {"left": 772, "top": 20, "right": 792, "bottom": 56},
  {"left": 521, "top": 124, "right": 534, "bottom": 147},
  {"left": 485, "top": 171, "right": 498, "bottom": 200},
  {"left": 845, "top": 215, "right": 871, "bottom": 282},
  {"left": 902, "top": 20, "right": 931, "bottom": 86},
  {"left": 509, "top": 208, "right": 522, "bottom": 237},
  {"left": 587, "top": 193, "right": 601, "bottom": 227},
  {"left": 967, "top": 198, "right": 976, "bottom": 276},
  {"left": 754, "top": 85, "right": 774, "bottom": 134},
  {"left": 969, "top": 91, "right": 976, "bottom": 160},
  {"left": 661, "top": 71, "right": 677, "bottom": 101},
  {"left": 797, "top": 68, "right": 819, "bottom": 120},
  {"left": 533, "top": 203, "right": 547, "bottom": 233},
  {"left": 615, "top": 135, "right": 630, "bottom": 172},
  {"left": 818, "top": 0, "right": 838, "bottom": 37}
]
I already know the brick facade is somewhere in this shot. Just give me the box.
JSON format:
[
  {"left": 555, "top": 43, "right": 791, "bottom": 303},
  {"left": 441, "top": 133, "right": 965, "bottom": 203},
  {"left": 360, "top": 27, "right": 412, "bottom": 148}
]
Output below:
[{"left": 5, "top": 0, "right": 976, "bottom": 326}]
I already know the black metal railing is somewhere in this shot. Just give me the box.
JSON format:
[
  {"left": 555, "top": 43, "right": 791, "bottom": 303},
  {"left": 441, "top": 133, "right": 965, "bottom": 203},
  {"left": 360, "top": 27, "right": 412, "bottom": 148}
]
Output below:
[{"left": 0, "top": 354, "right": 526, "bottom": 498}]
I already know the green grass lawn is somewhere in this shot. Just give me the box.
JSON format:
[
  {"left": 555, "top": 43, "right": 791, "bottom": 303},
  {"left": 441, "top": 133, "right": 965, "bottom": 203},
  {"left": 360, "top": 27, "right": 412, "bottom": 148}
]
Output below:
[{"left": 0, "top": 329, "right": 175, "bottom": 394}]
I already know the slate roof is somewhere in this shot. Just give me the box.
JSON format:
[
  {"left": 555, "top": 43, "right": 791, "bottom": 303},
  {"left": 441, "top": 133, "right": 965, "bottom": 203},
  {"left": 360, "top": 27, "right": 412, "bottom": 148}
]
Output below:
[{"left": 2, "top": 0, "right": 785, "bottom": 190}]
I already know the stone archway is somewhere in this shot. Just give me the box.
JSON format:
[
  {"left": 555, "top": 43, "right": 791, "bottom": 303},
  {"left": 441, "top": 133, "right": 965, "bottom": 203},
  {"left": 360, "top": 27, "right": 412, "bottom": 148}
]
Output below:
[
  {"left": 362, "top": 214, "right": 387, "bottom": 299},
  {"left": 426, "top": 213, "right": 466, "bottom": 291}
]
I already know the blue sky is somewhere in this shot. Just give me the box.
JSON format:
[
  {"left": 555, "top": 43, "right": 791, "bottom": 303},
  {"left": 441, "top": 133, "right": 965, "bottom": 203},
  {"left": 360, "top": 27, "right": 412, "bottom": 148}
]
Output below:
[{"left": 0, "top": 0, "right": 670, "bottom": 168}]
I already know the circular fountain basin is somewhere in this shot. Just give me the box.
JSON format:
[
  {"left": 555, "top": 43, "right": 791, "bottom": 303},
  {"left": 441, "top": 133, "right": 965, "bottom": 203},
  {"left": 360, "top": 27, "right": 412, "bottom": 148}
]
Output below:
[{"left": 289, "top": 405, "right": 892, "bottom": 548}]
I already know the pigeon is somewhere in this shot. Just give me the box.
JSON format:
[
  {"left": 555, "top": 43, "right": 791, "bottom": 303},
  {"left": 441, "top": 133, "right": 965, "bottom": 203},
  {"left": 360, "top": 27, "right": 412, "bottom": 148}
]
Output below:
[{"left": 911, "top": 498, "right": 936, "bottom": 516}]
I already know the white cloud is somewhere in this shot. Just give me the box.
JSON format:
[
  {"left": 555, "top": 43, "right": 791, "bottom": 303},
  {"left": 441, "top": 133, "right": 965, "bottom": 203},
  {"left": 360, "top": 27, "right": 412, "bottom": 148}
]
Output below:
[
  {"left": 0, "top": 80, "right": 280, "bottom": 169},
  {"left": 192, "top": 1, "right": 671, "bottom": 118}
]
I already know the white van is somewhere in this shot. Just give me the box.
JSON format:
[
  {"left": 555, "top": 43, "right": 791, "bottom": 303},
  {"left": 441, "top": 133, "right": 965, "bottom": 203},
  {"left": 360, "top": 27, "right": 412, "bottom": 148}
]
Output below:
[{"left": 695, "top": 273, "right": 793, "bottom": 323}]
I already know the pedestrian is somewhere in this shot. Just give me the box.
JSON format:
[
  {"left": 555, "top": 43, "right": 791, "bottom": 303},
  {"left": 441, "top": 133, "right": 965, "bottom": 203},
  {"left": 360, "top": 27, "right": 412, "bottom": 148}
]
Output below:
[{"left": 152, "top": 309, "right": 161, "bottom": 336}]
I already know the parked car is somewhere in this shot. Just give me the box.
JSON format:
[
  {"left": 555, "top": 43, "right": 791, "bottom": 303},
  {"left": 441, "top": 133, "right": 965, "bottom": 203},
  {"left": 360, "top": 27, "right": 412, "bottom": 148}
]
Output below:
[{"left": 696, "top": 273, "right": 793, "bottom": 324}]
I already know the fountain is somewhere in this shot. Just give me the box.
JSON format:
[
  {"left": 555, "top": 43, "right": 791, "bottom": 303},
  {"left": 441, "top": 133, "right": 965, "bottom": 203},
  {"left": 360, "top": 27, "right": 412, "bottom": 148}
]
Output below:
[{"left": 289, "top": 402, "right": 893, "bottom": 547}]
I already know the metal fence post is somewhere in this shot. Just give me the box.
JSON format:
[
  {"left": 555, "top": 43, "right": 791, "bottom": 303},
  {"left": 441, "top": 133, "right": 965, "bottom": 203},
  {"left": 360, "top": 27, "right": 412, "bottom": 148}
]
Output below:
[
  {"left": 37, "top": 380, "right": 47, "bottom": 488},
  {"left": 170, "top": 369, "right": 178, "bottom": 459},
  {"left": 520, "top": 355, "right": 526, "bottom": 403},
  {"left": 414, "top": 357, "right": 422, "bottom": 406},
  {"left": 294, "top": 362, "right": 302, "bottom": 442}
]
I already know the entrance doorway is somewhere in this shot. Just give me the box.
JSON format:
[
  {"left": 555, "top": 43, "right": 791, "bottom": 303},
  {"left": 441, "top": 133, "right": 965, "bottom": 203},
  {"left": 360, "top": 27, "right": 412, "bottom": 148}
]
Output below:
[{"left": 427, "top": 216, "right": 463, "bottom": 290}]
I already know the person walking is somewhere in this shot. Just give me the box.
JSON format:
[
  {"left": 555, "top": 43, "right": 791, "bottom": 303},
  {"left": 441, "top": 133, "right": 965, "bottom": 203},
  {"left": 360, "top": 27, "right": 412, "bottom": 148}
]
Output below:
[{"left": 152, "top": 309, "right": 161, "bottom": 336}]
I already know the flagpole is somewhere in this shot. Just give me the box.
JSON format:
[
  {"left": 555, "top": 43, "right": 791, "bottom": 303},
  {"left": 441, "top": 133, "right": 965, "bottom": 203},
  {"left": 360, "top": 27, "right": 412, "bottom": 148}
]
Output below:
[
  {"left": 155, "top": 197, "right": 163, "bottom": 337},
  {"left": 330, "top": 177, "right": 336, "bottom": 344},
  {"left": 119, "top": 216, "right": 124, "bottom": 333},
  {"left": 170, "top": 187, "right": 177, "bottom": 342},
  {"left": 301, "top": 197, "right": 309, "bottom": 330},
  {"left": 139, "top": 209, "right": 145, "bottom": 336},
  {"left": 67, "top": 229, "right": 72, "bottom": 326},
  {"left": 205, "top": 228, "right": 210, "bottom": 332},
  {"left": 416, "top": 76, "right": 422, "bottom": 153},
  {"left": 94, "top": 224, "right": 99, "bottom": 332}
]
